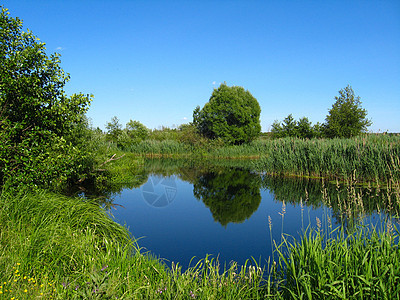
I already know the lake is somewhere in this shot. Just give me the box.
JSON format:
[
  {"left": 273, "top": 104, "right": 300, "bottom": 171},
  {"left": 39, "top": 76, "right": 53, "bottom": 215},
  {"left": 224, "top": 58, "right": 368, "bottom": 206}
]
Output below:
[{"left": 107, "top": 159, "right": 398, "bottom": 271}]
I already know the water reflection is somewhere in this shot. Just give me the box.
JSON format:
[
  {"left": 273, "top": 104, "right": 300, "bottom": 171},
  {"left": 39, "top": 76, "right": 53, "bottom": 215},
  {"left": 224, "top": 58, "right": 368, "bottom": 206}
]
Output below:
[
  {"left": 94, "top": 158, "right": 399, "bottom": 270},
  {"left": 75, "top": 158, "right": 399, "bottom": 229},
  {"left": 261, "top": 175, "right": 399, "bottom": 229},
  {"left": 193, "top": 169, "right": 262, "bottom": 226},
  {"left": 141, "top": 158, "right": 399, "bottom": 228}
]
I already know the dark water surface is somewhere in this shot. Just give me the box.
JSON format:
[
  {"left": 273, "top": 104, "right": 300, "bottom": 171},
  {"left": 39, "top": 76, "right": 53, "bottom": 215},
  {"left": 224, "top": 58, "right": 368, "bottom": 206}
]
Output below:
[{"left": 107, "top": 160, "right": 396, "bottom": 270}]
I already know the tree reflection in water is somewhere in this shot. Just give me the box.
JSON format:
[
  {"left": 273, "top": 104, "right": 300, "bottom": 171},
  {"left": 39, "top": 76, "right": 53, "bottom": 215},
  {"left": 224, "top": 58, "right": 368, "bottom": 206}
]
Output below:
[
  {"left": 72, "top": 158, "right": 399, "bottom": 231},
  {"left": 193, "top": 168, "right": 262, "bottom": 226}
]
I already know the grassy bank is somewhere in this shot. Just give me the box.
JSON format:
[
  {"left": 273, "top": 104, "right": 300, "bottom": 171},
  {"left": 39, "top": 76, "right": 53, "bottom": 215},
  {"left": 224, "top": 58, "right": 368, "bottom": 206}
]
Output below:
[
  {"left": 120, "top": 134, "right": 400, "bottom": 182},
  {"left": 0, "top": 187, "right": 264, "bottom": 299},
  {"left": 1, "top": 183, "right": 399, "bottom": 299}
]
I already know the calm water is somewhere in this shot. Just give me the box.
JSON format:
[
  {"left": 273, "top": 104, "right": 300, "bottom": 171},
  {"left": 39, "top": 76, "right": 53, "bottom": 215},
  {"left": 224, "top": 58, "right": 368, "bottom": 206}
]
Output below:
[{"left": 107, "top": 160, "right": 395, "bottom": 270}]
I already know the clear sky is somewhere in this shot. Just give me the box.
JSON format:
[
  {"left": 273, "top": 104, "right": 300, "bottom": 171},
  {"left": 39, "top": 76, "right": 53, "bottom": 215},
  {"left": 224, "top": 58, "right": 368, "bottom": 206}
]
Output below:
[{"left": 2, "top": 0, "right": 400, "bottom": 132}]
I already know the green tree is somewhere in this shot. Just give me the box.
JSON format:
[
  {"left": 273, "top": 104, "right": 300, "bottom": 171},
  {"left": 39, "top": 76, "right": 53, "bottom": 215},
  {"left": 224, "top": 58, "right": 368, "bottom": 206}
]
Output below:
[
  {"left": 270, "top": 120, "right": 285, "bottom": 138},
  {"left": 297, "top": 117, "right": 313, "bottom": 139},
  {"left": 0, "top": 6, "right": 92, "bottom": 188},
  {"left": 271, "top": 114, "right": 315, "bottom": 139},
  {"left": 282, "top": 114, "right": 298, "bottom": 137},
  {"left": 177, "top": 123, "right": 208, "bottom": 146},
  {"left": 312, "top": 122, "right": 324, "bottom": 138},
  {"left": 105, "top": 116, "right": 122, "bottom": 142},
  {"left": 125, "top": 120, "right": 150, "bottom": 143},
  {"left": 324, "top": 85, "right": 372, "bottom": 138},
  {"left": 193, "top": 83, "right": 261, "bottom": 144}
]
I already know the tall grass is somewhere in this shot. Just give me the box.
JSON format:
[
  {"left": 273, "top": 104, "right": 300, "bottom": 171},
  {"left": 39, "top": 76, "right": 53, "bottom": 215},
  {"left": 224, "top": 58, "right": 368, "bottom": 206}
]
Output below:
[
  {"left": 253, "top": 134, "right": 400, "bottom": 182},
  {"left": 0, "top": 186, "right": 266, "bottom": 299},
  {"left": 1, "top": 188, "right": 399, "bottom": 299},
  {"left": 265, "top": 170, "right": 400, "bottom": 299},
  {"left": 271, "top": 222, "right": 400, "bottom": 299},
  {"left": 125, "top": 140, "right": 194, "bottom": 157}
]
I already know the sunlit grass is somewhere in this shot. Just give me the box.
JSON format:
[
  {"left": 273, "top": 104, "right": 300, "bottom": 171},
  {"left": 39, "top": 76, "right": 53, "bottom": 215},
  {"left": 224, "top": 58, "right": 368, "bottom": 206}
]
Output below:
[
  {"left": 0, "top": 264, "right": 57, "bottom": 299},
  {"left": 265, "top": 175, "right": 400, "bottom": 299},
  {"left": 270, "top": 221, "right": 400, "bottom": 299}
]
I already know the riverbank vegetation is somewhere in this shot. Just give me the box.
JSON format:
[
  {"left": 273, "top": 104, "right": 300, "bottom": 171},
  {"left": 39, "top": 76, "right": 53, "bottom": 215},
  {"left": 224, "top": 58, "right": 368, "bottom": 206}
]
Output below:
[
  {"left": 0, "top": 187, "right": 264, "bottom": 299},
  {"left": 101, "top": 128, "right": 400, "bottom": 182}
]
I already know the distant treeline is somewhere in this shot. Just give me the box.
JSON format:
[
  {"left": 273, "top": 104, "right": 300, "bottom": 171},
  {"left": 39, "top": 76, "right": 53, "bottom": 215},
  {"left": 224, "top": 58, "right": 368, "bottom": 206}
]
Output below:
[{"left": 92, "top": 120, "right": 400, "bottom": 182}]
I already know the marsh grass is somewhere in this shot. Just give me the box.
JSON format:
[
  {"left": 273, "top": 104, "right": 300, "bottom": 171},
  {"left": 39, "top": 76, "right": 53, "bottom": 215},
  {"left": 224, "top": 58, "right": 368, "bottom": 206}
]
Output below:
[
  {"left": 125, "top": 140, "right": 194, "bottom": 157},
  {"left": 271, "top": 221, "right": 400, "bottom": 299},
  {"left": 253, "top": 134, "right": 400, "bottom": 182},
  {"left": 265, "top": 173, "right": 400, "bottom": 299}
]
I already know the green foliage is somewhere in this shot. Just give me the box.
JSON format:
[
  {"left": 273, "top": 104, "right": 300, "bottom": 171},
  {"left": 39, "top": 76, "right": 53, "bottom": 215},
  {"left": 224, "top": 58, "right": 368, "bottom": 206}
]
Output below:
[
  {"left": 193, "top": 83, "right": 261, "bottom": 145},
  {"left": 324, "top": 85, "right": 372, "bottom": 138},
  {"left": 125, "top": 119, "right": 149, "bottom": 143},
  {"left": 272, "top": 85, "right": 371, "bottom": 140},
  {"left": 312, "top": 121, "right": 324, "bottom": 138},
  {"left": 177, "top": 123, "right": 209, "bottom": 147},
  {"left": 113, "top": 119, "right": 151, "bottom": 150},
  {"left": 297, "top": 116, "right": 314, "bottom": 139},
  {"left": 114, "top": 131, "right": 399, "bottom": 183},
  {"left": 1, "top": 188, "right": 266, "bottom": 299},
  {"left": 0, "top": 7, "right": 93, "bottom": 188},
  {"left": 127, "top": 139, "right": 193, "bottom": 156},
  {"left": 271, "top": 114, "right": 321, "bottom": 139},
  {"left": 149, "top": 126, "right": 180, "bottom": 141},
  {"left": 105, "top": 116, "right": 122, "bottom": 143}
]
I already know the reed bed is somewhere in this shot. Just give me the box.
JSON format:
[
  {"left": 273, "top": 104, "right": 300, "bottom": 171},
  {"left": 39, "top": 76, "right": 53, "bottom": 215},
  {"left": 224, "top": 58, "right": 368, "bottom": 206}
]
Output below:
[
  {"left": 253, "top": 134, "right": 400, "bottom": 182},
  {"left": 265, "top": 170, "right": 400, "bottom": 299},
  {"left": 125, "top": 140, "right": 194, "bottom": 157},
  {"left": 270, "top": 222, "right": 400, "bottom": 299}
]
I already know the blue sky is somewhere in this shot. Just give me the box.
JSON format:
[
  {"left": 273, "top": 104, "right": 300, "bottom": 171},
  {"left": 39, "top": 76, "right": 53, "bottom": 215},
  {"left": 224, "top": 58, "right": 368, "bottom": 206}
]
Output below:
[{"left": 3, "top": 0, "right": 400, "bottom": 132}]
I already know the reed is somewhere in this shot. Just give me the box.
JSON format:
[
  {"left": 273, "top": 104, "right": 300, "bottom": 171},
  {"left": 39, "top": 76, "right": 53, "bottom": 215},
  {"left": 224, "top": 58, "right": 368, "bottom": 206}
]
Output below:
[
  {"left": 272, "top": 222, "right": 400, "bottom": 299},
  {"left": 125, "top": 139, "right": 194, "bottom": 157},
  {"left": 253, "top": 134, "right": 400, "bottom": 182}
]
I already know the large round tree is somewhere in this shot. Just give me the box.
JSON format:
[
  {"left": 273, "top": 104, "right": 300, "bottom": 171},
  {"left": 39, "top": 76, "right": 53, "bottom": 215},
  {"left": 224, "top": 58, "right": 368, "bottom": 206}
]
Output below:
[{"left": 193, "top": 83, "right": 261, "bottom": 144}]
